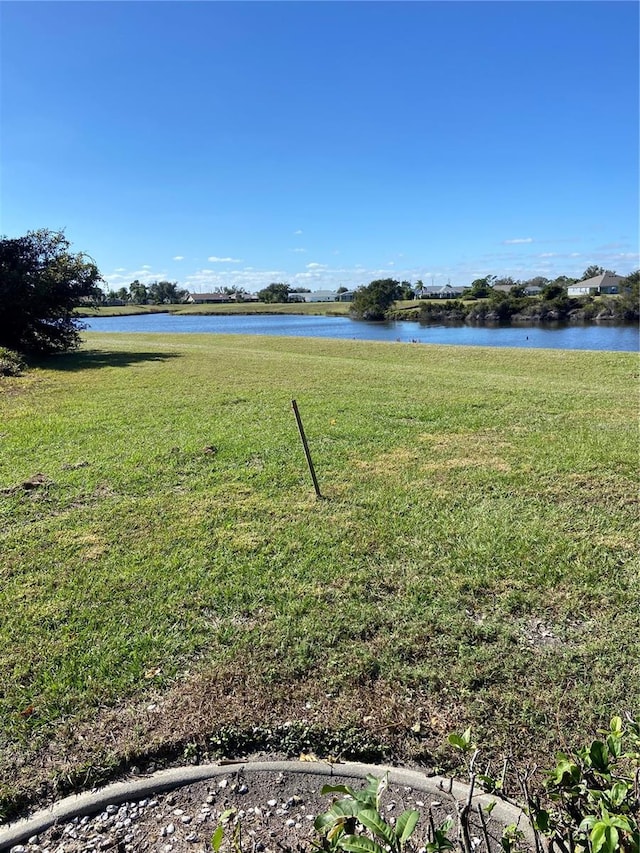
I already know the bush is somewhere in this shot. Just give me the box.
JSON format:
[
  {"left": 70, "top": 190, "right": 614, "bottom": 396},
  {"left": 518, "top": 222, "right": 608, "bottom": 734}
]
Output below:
[
  {"left": 0, "top": 229, "right": 103, "bottom": 355},
  {"left": 0, "top": 347, "right": 25, "bottom": 376}
]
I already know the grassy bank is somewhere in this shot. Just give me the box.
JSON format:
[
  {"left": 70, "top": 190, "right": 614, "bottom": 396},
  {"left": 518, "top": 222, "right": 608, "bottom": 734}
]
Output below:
[
  {"left": 0, "top": 333, "right": 638, "bottom": 816},
  {"left": 75, "top": 305, "right": 171, "bottom": 317},
  {"left": 78, "top": 301, "right": 357, "bottom": 318}
]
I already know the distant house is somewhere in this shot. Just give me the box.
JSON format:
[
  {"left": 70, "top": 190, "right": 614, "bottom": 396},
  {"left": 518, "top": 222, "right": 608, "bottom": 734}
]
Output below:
[
  {"left": 187, "top": 293, "right": 233, "bottom": 304},
  {"left": 302, "top": 290, "right": 339, "bottom": 302},
  {"left": 335, "top": 290, "right": 356, "bottom": 302},
  {"left": 415, "top": 284, "right": 467, "bottom": 299},
  {"left": 187, "top": 291, "right": 255, "bottom": 304},
  {"left": 567, "top": 272, "right": 625, "bottom": 297},
  {"left": 491, "top": 283, "right": 543, "bottom": 297}
]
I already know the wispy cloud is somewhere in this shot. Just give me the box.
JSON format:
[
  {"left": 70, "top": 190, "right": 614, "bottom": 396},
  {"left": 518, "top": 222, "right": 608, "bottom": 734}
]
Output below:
[
  {"left": 502, "top": 237, "right": 534, "bottom": 245},
  {"left": 207, "top": 256, "right": 242, "bottom": 263},
  {"left": 291, "top": 248, "right": 306, "bottom": 253},
  {"left": 173, "top": 255, "right": 185, "bottom": 261},
  {"left": 103, "top": 266, "right": 169, "bottom": 287},
  {"left": 306, "top": 262, "right": 327, "bottom": 269},
  {"left": 293, "top": 229, "right": 303, "bottom": 235}
]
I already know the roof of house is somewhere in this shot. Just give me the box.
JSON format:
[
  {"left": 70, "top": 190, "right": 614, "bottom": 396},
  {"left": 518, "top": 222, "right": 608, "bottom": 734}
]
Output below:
[
  {"left": 574, "top": 272, "right": 623, "bottom": 289},
  {"left": 190, "top": 292, "right": 232, "bottom": 300},
  {"left": 417, "top": 284, "right": 465, "bottom": 294}
]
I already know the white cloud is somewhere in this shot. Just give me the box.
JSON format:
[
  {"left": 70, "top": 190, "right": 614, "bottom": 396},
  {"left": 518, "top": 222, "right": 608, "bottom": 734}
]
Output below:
[
  {"left": 173, "top": 255, "right": 185, "bottom": 261},
  {"left": 306, "top": 262, "right": 327, "bottom": 269},
  {"left": 291, "top": 248, "right": 307, "bottom": 253},
  {"left": 293, "top": 229, "right": 303, "bottom": 235},
  {"left": 103, "top": 266, "right": 169, "bottom": 287},
  {"left": 208, "top": 256, "right": 242, "bottom": 263},
  {"left": 503, "top": 237, "right": 534, "bottom": 245}
]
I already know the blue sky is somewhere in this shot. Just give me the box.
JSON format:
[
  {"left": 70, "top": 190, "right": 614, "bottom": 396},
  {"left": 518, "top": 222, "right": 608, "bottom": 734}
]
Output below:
[{"left": 1, "top": 1, "right": 638, "bottom": 294}]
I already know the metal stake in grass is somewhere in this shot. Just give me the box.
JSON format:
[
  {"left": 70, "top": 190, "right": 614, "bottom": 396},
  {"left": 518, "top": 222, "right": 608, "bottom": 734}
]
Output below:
[{"left": 291, "top": 399, "right": 322, "bottom": 499}]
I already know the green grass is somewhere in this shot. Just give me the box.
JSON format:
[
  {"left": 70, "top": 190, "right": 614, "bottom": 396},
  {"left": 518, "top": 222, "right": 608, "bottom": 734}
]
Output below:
[
  {"left": 75, "top": 304, "right": 170, "bottom": 317},
  {"left": 173, "top": 300, "right": 353, "bottom": 315},
  {"left": 1, "top": 333, "right": 638, "bottom": 812},
  {"left": 78, "top": 300, "right": 357, "bottom": 317}
]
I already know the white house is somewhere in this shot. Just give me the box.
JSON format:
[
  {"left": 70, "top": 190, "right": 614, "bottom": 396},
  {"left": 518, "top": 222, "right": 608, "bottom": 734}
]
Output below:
[
  {"left": 302, "top": 290, "right": 339, "bottom": 302},
  {"left": 415, "top": 284, "right": 467, "bottom": 299},
  {"left": 567, "top": 272, "right": 624, "bottom": 296}
]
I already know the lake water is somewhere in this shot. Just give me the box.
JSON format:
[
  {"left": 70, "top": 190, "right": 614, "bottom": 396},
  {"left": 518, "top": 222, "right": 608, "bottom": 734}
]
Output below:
[{"left": 83, "top": 313, "right": 640, "bottom": 352}]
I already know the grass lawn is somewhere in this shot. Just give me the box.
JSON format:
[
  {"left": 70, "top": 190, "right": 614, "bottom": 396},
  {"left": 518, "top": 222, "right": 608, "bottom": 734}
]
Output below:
[
  {"left": 0, "top": 333, "right": 638, "bottom": 817},
  {"left": 77, "top": 301, "right": 358, "bottom": 317},
  {"left": 75, "top": 304, "right": 171, "bottom": 317}
]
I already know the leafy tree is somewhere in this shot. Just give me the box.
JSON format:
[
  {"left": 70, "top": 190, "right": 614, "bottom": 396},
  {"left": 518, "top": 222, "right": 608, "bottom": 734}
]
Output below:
[
  {"left": 350, "top": 278, "right": 401, "bottom": 320},
  {"left": 522, "top": 276, "right": 549, "bottom": 289},
  {"left": 399, "top": 280, "right": 414, "bottom": 300},
  {"left": 129, "top": 279, "right": 148, "bottom": 304},
  {"left": 257, "top": 282, "right": 291, "bottom": 303},
  {"left": 541, "top": 281, "right": 567, "bottom": 300},
  {"left": 582, "top": 265, "right": 605, "bottom": 280},
  {"left": 467, "top": 275, "right": 496, "bottom": 299},
  {"left": 336, "top": 286, "right": 348, "bottom": 294},
  {"left": 147, "top": 280, "right": 187, "bottom": 304},
  {"left": 0, "top": 229, "right": 103, "bottom": 355},
  {"left": 621, "top": 269, "right": 640, "bottom": 292}
]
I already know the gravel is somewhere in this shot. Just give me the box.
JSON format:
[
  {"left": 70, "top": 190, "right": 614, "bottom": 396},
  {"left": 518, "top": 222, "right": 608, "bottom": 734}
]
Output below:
[
  {"left": 6, "top": 770, "right": 464, "bottom": 853},
  {"left": 4, "top": 766, "right": 534, "bottom": 853}
]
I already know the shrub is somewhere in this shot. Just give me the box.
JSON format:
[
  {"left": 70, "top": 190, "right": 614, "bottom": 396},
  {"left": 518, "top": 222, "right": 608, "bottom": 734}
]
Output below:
[{"left": 0, "top": 347, "right": 25, "bottom": 376}]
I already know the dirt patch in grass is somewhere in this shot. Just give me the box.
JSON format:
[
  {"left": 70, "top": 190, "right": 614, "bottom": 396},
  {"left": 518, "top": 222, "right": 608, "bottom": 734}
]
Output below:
[{"left": 0, "top": 666, "right": 464, "bottom": 822}]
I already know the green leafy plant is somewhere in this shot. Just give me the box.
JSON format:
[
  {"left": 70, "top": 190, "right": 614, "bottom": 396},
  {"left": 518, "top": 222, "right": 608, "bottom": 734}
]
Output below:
[
  {"left": 211, "top": 808, "right": 243, "bottom": 853},
  {"left": 314, "top": 774, "right": 420, "bottom": 853},
  {"left": 0, "top": 346, "right": 24, "bottom": 376},
  {"left": 528, "top": 715, "right": 640, "bottom": 853},
  {"left": 446, "top": 717, "right": 640, "bottom": 853}
]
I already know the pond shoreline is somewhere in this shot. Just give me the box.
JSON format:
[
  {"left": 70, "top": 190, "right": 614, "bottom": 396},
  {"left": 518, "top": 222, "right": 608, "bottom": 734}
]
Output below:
[
  {"left": 79, "top": 307, "right": 639, "bottom": 329},
  {"left": 81, "top": 313, "right": 639, "bottom": 352}
]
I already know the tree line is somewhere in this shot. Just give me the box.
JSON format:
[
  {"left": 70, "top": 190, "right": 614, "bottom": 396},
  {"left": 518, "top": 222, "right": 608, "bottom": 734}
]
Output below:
[{"left": 103, "top": 279, "right": 188, "bottom": 305}]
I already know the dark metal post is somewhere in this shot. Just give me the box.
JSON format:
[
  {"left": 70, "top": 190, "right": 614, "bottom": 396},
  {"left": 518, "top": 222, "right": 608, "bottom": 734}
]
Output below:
[{"left": 291, "top": 399, "right": 322, "bottom": 499}]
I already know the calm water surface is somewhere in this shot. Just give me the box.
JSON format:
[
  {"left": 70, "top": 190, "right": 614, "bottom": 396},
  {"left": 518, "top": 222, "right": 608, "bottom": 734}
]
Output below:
[{"left": 84, "top": 313, "right": 640, "bottom": 352}]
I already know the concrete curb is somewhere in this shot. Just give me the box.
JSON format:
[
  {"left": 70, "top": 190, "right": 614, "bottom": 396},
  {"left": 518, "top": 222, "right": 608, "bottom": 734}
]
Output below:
[{"left": 0, "top": 761, "right": 536, "bottom": 851}]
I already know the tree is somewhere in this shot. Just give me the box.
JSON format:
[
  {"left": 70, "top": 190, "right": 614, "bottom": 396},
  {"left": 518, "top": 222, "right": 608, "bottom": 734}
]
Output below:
[
  {"left": 582, "top": 265, "right": 605, "bottom": 280},
  {"left": 467, "top": 275, "right": 496, "bottom": 299},
  {"left": 350, "top": 278, "right": 401, "bottom": 320},
  {"left": 129, "top": 279, "right": 148, "bottom": 304},
  {"left": 147, "top": 280, "right": 187, "bottom": 304},
  {"left": 257, "top": 282, "right": 291, "bottom": 303},
  {"left": 0, "top": 229, "right": 103, "bottom": 355},
  {"left": 541, "top": 281, "right": 567, "bottom": 300},
  {"left": 399, "top": 280, "right": 414, "bottom": 300}
]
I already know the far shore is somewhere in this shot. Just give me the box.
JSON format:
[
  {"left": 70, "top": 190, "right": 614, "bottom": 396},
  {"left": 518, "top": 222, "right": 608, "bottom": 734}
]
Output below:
[{"left": 77, "top": 300, "right": 639, "bottom": 328}]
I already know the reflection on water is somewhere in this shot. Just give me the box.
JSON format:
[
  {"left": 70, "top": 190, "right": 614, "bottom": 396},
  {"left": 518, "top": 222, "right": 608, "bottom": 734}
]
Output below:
[{"left": 83, "top": 313, "right": 639, "bottom": 352}]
